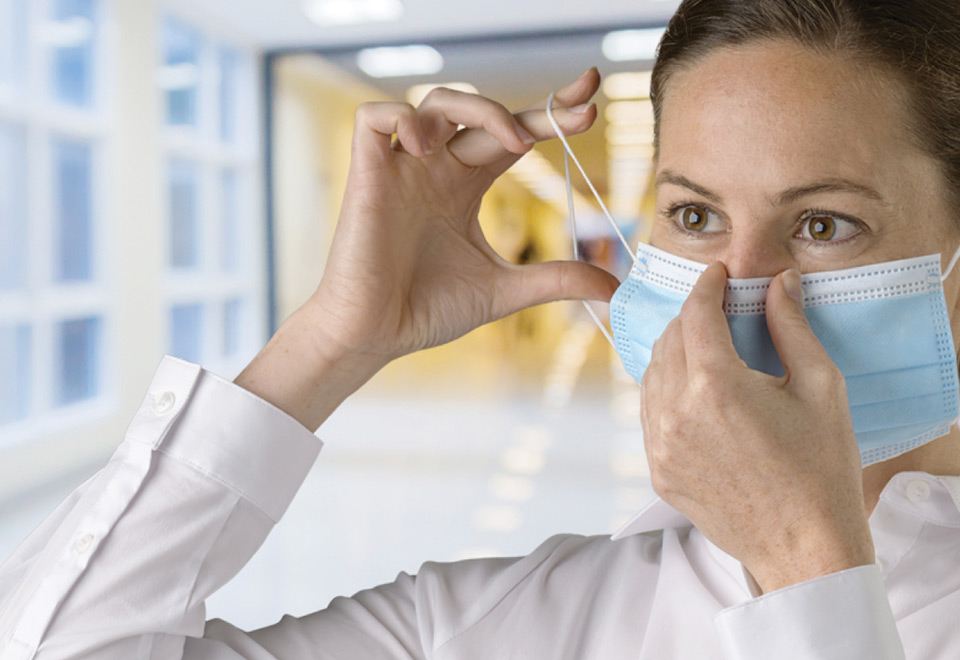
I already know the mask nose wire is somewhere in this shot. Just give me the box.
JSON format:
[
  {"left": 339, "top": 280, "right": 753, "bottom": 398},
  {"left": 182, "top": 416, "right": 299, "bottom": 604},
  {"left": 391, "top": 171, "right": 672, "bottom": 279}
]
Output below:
[
  {"left": 942, "top": 243, "right": 960, "bottom": 283},
  {"left": 544, "top": 92, "right": 632, "bottom": 350}
]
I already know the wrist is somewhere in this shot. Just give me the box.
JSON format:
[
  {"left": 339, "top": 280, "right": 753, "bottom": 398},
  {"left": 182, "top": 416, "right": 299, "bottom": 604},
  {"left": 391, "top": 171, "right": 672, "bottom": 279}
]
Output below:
[
  {"left": 746, "top": 515, "right": 875, "bottom": 593},
  {"left": 234, "top": 306, "right": 388, "bottom": 432}
]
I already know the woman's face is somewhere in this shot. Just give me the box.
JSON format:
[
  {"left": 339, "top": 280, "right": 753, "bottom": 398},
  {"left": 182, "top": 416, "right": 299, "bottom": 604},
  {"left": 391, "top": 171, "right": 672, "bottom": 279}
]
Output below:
[{"left": 651, "top": 40, "right": 960, "bottom": 301}]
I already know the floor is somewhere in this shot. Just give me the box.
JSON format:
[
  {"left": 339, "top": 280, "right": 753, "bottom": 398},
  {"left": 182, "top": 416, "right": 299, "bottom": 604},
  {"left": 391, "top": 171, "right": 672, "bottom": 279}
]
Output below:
[{"left": 0, "top": 384, "right": 654, "bottom": 633}]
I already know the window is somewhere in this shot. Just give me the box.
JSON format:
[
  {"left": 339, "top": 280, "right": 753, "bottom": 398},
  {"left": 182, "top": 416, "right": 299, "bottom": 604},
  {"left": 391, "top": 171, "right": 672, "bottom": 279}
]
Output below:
[
  {"left": 218, "top": 48, "right": 239, "bottom": 143},
  {"left": 0, "top": 0, "right": 109, "bottom": 440},
  {"left": 0, "top": 0, "right": 28, "bottom": 94},
  {"left": 54, "top": 138, "right": 94, "bottom": 282},
  {"left": 50, "top": 0, "right": 98, "bottom": 108},
  {"left": 170, "top": 303, "right": 203, "bottom": 364},
  {"left": 161, "top": 19, "right": 201, "bottom": 128},
  {"left": 56, "top": 316, "right": 101, "bottom": 405},
  {"left": 0, "top": 122, "right": 27, "bottom": 291},
  {"left": 168, "top": 158, "right": 200, "bottom": 269},
  {"left": 0, "top": 324, "right": 30, "bottom": 424},
  {"left": 160, "top": 17, "right": 264, "bottom": 377}
]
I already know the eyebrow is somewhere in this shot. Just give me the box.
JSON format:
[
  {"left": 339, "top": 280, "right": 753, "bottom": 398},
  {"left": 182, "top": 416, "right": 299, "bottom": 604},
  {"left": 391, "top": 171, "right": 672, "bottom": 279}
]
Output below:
[{"left": 655, "top": 170, "right": 888, "bottom": 207}]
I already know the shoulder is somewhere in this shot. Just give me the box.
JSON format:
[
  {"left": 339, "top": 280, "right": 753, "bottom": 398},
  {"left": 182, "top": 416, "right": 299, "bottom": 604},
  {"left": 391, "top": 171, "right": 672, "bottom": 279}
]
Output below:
[{"left": 415, "top": 532, "right": 665, "bottom": 650}]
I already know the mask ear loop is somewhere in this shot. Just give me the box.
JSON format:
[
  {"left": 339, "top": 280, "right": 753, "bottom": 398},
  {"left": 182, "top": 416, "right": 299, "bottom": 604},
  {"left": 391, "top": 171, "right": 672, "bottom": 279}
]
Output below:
[
  {"left": 942, "top": 243, "right": 960, "bottom": 432},
  {"left": 545, "top": 93, "right": 638, "bottom": 263},
  {"left": 545, "top": 92, "right": 638, "bottom": 349},
  {"left": 942, "top": 243, "right": 960, "bottom": 283}
]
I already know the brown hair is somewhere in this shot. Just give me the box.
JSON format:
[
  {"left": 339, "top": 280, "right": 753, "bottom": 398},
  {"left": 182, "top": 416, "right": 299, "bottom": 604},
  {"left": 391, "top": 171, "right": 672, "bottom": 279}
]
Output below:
[{"left": 651, "top": 0, "right": 960, "bottom": 212}]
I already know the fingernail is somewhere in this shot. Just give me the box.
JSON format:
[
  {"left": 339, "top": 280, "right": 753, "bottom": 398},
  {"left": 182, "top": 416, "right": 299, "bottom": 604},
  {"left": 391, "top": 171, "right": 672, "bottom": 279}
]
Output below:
[
  {"left": 420, "top": 133, "right": 434, "bottom": 155},
  {"left": 569, "top": 102, "right": 593, "bottom": 114},
  {"left": 782, "top": 269, "right": 803, "bottom": 303},
  {"left": 515, "top": 124, "right": 535, "bottom": 144}
]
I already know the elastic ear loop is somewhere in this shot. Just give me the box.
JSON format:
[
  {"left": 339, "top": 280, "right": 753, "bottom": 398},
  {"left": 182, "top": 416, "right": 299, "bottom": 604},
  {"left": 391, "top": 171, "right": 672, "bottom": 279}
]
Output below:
[
  {"left": 942, "top": 242, "right": 960, "bottom": 283},
  {"left": 942, "top": 243, "right": 960, "bottom": 431},
  {"left": 545, "top": 92, "right": 638, "bottom": 348}
]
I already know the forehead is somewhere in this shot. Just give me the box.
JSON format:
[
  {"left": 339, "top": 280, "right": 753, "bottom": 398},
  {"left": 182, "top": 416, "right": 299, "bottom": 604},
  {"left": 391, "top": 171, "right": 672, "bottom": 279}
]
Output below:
[{"left": 656, "top": 41, "right": 916, "bottom": 191}]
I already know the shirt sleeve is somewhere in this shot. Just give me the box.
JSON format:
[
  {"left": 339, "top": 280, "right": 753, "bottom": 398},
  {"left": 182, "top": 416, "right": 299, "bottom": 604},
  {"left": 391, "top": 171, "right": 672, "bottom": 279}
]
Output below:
[
  {"left": 0, "top": 357, "right": 325, "bottom": 660},
  {"left": 713, "top": 564, "right": 906, "bottom": 660}
]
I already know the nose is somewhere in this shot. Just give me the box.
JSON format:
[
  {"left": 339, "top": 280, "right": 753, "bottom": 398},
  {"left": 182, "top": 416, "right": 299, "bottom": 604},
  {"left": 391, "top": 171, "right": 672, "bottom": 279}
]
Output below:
[{"left": 719, "top": 232, "right": 797, "bottom": 279}]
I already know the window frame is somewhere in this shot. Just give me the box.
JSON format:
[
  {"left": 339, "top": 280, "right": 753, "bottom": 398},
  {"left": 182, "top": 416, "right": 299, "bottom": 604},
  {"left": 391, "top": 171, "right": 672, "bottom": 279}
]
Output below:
[
  {"left": 0, "top": 0, "right": 116, "bottom": 446},
  {"left": 159, "top": 11, "right": 266, "bottom": 379}
]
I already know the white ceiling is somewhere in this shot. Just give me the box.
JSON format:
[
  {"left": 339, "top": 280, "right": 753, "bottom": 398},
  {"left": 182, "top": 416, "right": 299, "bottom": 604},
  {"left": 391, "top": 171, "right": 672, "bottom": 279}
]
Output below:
[{"left": 167, "top": 0, "right": 681, "bottom": 50}]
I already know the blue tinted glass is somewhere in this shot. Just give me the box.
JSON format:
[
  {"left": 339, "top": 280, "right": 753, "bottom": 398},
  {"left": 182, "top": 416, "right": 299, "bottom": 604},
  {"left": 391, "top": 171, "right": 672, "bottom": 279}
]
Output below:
[
  {"left": 169, "top": 159, "right": 199, "bottom": 269},
  {"left": 52, "top": 0, "right": 96, "bottom": 108},
  {"left": 221, "top": 168, "right": 238, "bottom": 272},
  {"left": 162, "top": 19, "right": 201, "bottom": 127},
  {"left": 56, "top": 316, "right": 100, "bottom": 405},
  {"left": 0, "top": 0, "right": 29, "bottom": 92},
  {"left": 222, "top": 298, "right": 242, "bottom": 357},
  {"left": 0, "top": 122, "right": 27, "bottom": 290},
  {"left": 170, "top": 303, "right": 203, "bottom": 363},
  {"left": 0, "top": 323, "right": 31, "bottom": 424},
  {"left": 54, "top": 138, "right": 93, "bottom": 282},
  {"left": 219, "top": 48, "right": 239, "bottom": 142}
]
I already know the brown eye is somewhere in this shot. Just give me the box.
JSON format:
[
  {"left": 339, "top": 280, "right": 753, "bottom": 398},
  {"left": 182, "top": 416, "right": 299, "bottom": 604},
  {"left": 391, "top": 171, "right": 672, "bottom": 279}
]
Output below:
[
  {"left": 681, "top": 207, "right": 709, "bottom": 232},
  {"left": 808, "top": 216, "right": 837, "bottom": 241}
]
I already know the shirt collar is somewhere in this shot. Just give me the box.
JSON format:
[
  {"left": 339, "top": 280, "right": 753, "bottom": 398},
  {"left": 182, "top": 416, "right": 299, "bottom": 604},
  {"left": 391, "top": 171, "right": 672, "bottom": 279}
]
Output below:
[
  {"left": 940, "top": 475, "right": 960, "bottom": 515},
  {"left": 610, "top": 496, "right": 689, "bottom": 540}
]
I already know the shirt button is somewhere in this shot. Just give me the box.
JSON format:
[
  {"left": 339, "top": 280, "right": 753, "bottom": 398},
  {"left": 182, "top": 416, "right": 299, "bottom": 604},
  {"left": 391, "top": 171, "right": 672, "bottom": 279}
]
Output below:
[
  {"left": 73, "top": 532, "right": 94, "bottom": 555},
  {"left": 905, "top": 479, "right": 931, "bottom": 504},
  {"left": 153, "top": 391, "right": 176, "bottom": 415}
]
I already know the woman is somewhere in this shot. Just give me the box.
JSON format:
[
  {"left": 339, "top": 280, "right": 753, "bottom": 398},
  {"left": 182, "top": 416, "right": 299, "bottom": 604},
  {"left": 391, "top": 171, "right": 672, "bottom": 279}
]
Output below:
[{"left": 2, "top": 0, "right": 959, "bottom": 657}]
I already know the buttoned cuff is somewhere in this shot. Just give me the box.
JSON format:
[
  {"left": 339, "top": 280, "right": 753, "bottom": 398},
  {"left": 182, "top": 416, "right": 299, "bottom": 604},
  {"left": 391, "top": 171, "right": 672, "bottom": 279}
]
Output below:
[
  {"left": 714, "top": 565, "right": 904, "bottom": 660},
  {"left": 132, "top": 356, "right": 323, "bottom": 522}
]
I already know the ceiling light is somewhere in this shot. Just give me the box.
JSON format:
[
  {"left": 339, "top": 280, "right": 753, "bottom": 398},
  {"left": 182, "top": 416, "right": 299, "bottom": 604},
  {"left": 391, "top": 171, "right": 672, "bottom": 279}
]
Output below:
[
  {"left": 602, "top": 28, "right": 666, "bottom": 62},
  {"left": 302, "top": 0, "right": 403, "bottom": 26},
  {"left": 357, "top": 45, "right": 443, "bottom": 78},
  {"left": 406, "top": 82, "right": 478, "bottom": 106},
  {"left": 602, "top": 71, "right": 653, "bottom": 100}
]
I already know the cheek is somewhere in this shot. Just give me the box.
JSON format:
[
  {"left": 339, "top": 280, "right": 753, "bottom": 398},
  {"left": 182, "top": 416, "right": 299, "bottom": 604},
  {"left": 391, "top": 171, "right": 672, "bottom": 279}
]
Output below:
[{"left": 647, "top": 221, "right": 727, "bottom": 264}]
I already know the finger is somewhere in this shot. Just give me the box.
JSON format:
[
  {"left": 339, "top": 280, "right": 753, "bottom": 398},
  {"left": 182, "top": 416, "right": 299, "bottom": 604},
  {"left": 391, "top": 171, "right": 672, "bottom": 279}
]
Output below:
[
  {"left": 352, "top": 102, "right": 430, "bottom": 167},
  {"left": 657, "top": 317, "right": 688, "bottom": 403},
  {"left": 449, "top": 103, "right": 597, "bottom": 172},
  {"left": 765, "top": 269, "right": 834, "bottom": 388},
  {"left": 444, "top": 68, "right": 600, "bottom": 170},
  {"left": 493, "top": 260, "right": 620, "bottom": 319},
  {"left": 415, "top": 87, "right": 535, "bottom": 158},
  {"left": 520, "top": 67, "right": 601, "bottom": 113},
  {"left": 641, "top": 338, "right": 663, "bottom": 455},
  {"left": 679, "top": 261, "right": 740, "bottom": 372}
]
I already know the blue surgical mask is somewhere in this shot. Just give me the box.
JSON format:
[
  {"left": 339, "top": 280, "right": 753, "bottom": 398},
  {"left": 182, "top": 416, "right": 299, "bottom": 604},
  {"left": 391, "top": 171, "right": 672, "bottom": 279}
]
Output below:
[{"left": 545, "top": 93, "right": 960, "bottom": 466}]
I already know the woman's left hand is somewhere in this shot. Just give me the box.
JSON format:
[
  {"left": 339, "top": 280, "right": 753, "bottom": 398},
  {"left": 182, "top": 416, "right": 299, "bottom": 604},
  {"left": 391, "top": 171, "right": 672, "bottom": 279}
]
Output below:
[{"left": 641, "top": 263, "right": 875, "bottom": 593}]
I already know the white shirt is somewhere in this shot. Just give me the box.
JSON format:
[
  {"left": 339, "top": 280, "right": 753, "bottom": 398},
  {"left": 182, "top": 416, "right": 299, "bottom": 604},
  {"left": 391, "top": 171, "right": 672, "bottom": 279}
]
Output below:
[{"left": 1, "top": 357, "right": 958, "bottom": 660}]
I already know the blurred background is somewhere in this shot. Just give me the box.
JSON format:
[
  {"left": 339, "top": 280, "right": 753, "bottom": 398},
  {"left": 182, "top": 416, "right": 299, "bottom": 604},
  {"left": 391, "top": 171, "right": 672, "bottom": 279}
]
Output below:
[{"left": 0, "top": 0, "right": 677, "bottom": 630}]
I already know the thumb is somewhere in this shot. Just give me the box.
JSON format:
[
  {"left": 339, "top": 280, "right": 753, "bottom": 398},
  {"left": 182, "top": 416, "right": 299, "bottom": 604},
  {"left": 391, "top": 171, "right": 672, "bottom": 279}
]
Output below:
[
  {"left": 496, "top": 260, "right": 620, "bottom": 317},
  {"left": 766, "top": 269, "right": 832, "bottom": 385}
]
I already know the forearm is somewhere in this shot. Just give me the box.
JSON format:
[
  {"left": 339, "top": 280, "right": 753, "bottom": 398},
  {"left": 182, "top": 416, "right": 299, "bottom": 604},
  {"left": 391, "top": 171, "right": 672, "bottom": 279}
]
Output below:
[
  {"left": 0, "top": 359, "right": 322, "bottom": 659},
  {"left": 234, "top": 304, "right": 388, "bottom": 433}
]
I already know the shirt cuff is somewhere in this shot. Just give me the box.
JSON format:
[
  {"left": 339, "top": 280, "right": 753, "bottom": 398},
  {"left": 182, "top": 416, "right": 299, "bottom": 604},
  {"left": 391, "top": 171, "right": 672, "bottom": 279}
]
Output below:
[
  {"left": 133, "top": 356, "right": 323, "bottom": 522},
  {"left": 714, "top": 564, "right": 905, "bottom": 660}
]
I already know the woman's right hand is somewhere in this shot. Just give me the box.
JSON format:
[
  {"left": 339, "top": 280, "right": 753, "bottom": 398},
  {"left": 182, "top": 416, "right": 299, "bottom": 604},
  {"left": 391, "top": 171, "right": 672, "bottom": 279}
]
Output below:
[{"left": 237, "top": 69, "right": 620, "bottom": 430}]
